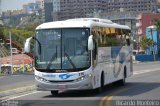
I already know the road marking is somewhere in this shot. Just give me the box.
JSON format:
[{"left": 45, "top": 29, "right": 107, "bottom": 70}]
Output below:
[
  {"left": 106, "top": 96, "right": 113, "bottom": 106},
  {"left": 104, "top": 80, "right": 160, "bottom": 106},
  {"left": 133, "top": 68, "right": 160, "bottom": 75},
  {"left": 98, "top": 96, "right": 108, "bottom": 106},
  {"left": 0, "top": 91, "right": 41, "bottom": 102},
  {"left": 98, "top": 87, "right": 131, "bottom": 106},
  {"left": 1, "top": 68, "right": 160, "bottom": 103},
  {"left": 0, "top": 84, "right": 34, "bottom": 92},
  {"left": 99, "top": 69, "right": 160, "bottom": 106}
]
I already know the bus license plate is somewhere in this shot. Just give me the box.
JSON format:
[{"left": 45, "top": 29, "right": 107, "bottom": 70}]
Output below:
[{"left": 58, "top": 85, "right": 67, "bottom": 90}]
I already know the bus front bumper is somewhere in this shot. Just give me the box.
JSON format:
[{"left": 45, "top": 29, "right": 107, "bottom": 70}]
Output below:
[{"left": 35, "top": 77, "right": 93, "bottom": 91}]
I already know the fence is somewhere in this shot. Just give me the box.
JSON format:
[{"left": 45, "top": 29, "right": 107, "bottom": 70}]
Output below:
[{"left": 135, "top": 54, "right": 160, "bottom": 61}]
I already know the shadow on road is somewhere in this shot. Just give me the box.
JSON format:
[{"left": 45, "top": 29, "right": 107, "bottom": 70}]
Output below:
[{"left": 43, "top": 81, "right": 160, "bottom": 98}]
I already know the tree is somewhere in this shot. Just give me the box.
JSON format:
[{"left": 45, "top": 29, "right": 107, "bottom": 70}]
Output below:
[
  {"left": 140, "top": 36, "right": 154, "bottom": 50},
  {"left": 154, "top": 18, "right": 160, "bottom": 31},
  {"left": 0, "top": 25, "right": 4, "bottom": 39}
]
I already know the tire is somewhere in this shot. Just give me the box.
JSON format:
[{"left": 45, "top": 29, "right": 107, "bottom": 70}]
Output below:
[
  {"left": 97, "top": 72, "right": 104, "bottom": 93},
  {"left": 118, "top": 76, "right": 125, "bottom": 86},
  {"left": 51, "top": 90, "right": 58, "bottom": 96}
]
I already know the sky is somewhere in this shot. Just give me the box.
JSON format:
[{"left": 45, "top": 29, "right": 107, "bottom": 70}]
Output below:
[{"left": 1, "top": 0, "right": 36, "bottom": 12}]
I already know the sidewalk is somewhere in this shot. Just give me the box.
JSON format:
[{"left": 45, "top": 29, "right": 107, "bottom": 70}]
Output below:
[
  {"left": 133, "top": 60, "right": 160, "bottom": 64},
  {"left": 0, "top": 73, "right": 36, "bottom": 98}
]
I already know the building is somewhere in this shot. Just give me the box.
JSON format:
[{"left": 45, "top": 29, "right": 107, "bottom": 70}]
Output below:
[
  {"left": 136, "top": 13, "right": 160, "bottom": 36},
  {"left": 146, "top": 25, "right": 160, "bottom": 59},
  {"left": 52, "top": 0, "right": 60, "bottom": 21},
  {"left": 43, "top": 0, "right": 53, "bottom": 22},
  {"left": 58, "top": 0, "right": 98, "bottom": 20},
  {"left": 37, "top": 0, "right": 159, "bottom": 22},
  {"left": 36, "top": 0, "right": 60, "bottom": 22},
  {"left": 57, "top": 0, "right": 158, "bottom": 21},
  {"left": 36, "top": 0, "right": 44, "bottom": 9},
  {"left": 105, "top": 0, "right": 158, "bottom": 13},
  {"left": 23, "top": 3, "right": 39, "bottom": 14}
]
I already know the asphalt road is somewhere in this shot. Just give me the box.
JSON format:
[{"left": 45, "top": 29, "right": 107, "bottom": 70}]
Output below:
[
  {"left": 1, "top": 62, "right": 160, "bottom": 106},
  {"left": 0, "top": 73, "right": 34, "bottom": 90}
]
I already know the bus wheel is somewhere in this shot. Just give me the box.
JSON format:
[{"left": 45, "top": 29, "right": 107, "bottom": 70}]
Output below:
[
  {"left": 51, "top": 90, "right": 58, "bottom": 96},
  {"left": 97, "top": 72, "right": 104, "bottom": 93}
]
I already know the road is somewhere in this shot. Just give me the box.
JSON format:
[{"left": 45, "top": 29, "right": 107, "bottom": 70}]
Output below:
[
  {"left": 0, "top": 73, "right": 34, "bottom": 90},
  {"left": 1, "top": 62, "right": 160, "bottom": 106}
]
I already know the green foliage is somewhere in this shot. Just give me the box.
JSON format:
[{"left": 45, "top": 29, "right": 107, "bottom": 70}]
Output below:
[
  {"left": 10, "top": 28, "right": 34, "bottom": 38},
  {"left": 25, "top": 23, "right": 40, "bottom": 31},
  {"left": 140, "top": 37, "right": 154, "bottom": 50},
  {"left": 0, "top": 25, "right": 4, "bottom": 38},
  {"left": 2, "top": 27, "right": 34, "bottom": 48},
  {"left": 154, "top": 18, "right": 160, "bottom": 31},
  {"left": 0, "top": 72, "right": 5, "bottom": 77}
]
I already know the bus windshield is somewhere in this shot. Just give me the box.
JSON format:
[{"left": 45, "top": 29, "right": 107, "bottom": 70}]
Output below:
[{"left": 35, "top": 28, "right": 91, "bottom": 72}]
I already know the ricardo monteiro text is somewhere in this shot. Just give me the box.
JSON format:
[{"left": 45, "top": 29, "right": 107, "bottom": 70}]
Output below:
[
  {"left": 116, "top": 100, "right": 160, "bottom": 106},
  {"left": 116, "top": 100, "right": 136, "bottom": 106},
  {"left": 136, "top": 100, "right": 159, "bottom": 106}
]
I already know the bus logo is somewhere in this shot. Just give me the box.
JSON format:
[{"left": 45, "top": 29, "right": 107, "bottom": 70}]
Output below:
[{"left": 59, "top": 73, "right": 74, "bottom": 80}]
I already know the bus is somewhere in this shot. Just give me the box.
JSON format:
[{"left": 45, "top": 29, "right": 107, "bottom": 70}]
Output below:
[{"left": 24, "top": 18, "right": 133, "bottom": 95}]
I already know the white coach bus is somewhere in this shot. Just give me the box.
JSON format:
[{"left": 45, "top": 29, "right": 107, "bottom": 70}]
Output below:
[{"left": 24, "top": 18, "right": 133, "bottom": 95}]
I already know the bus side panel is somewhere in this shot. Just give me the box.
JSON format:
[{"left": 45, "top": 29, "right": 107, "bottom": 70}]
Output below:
[
  {"left": 111, "top": 46, "right": 133, "bottom": 79},
  {"left": 125, "top": 46, "right": 133, "bottom": 78},
  {"left": 97, "top": 47, "right": 114, "bottom": 85},
  {"left": 110, "top": 46, "right": 128, "bottom": 81},
  {"left": 94, "top": 46, "right": 133, "bottom": 89}
]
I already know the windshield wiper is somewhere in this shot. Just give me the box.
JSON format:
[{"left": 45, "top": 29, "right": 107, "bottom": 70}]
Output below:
[
  {"left": 64, "top": 52, "right": 77, "bottom": 70},
  {"left": 46, "top": 53, "right": 57, "bottom": 69}
]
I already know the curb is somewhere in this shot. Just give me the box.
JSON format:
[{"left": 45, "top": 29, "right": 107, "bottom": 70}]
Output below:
[
  {"left": 133, "top": 61, "right": 141, "bottom": 64},
  {"left": 0, "top": 85, "right": 36, "bottom": 98},
  {"left": 133, "top": 61, "right": 160, "bottom": 64}
]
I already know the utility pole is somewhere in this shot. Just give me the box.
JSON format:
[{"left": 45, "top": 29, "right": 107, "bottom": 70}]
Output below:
[
  {"left": 150, "top": 27, "right": 156, "bottom": 61},
  {"left": 0, "top": 50, "right": 1, "bottom": 73},
  {"left": 22, "top": 48, "right": 25, "bottom": 73},
  {"left": 0, "top": 0, "right": 2, "bottom": 17},
  {"left": 9, "top": 32, "right": 13, "bottom": 74},
  {"left": 0, "top": 56, "right": 1, "bottom": 72}
]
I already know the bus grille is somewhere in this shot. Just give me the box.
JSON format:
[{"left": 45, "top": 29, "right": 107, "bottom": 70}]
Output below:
[{"left": 48, "top": 80, "right": 74, "bottom": 83}]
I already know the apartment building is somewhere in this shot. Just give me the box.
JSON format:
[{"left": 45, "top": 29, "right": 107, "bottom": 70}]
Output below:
[
  {"left": 23, "top": 3, "right": 39, "bottom": 14},
  {"left": 36, "top": 0, "right": 61, "bottom": 22},
  {"left": 59, "top": 0, "right": 100, "bottom": 20},
  {"left": 36, "top": 0, "right": 44, "bottom": 9},
  {"left": 57, "top": 0, "right": 158, "bottom": 21},
  {"left": 105, "top": 0, "right": 157, "bottom": 13},
  {"left": 36, "top": 0, "right": 159, "bottom": 22}
]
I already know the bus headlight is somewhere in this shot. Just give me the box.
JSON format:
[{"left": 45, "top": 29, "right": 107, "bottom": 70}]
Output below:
[
  {"left": 75, "top": 74, "right": 92, "bottom": 82},
  {"left": 35, "top": 75, "right": 49, "bottom": 82}
]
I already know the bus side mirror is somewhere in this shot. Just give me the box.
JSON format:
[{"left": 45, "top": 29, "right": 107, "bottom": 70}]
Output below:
[
  {"left": 88, "top": 35, "right": 94, "bottom": 51},
  {"left": 24, "top": 37, "right": 33, "bottom": 53}
]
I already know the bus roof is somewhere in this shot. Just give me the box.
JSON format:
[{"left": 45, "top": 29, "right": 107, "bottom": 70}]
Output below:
[{"left": 36, "top": 18, "right": 130, "bottom": 30}]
